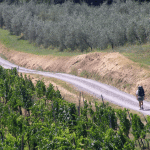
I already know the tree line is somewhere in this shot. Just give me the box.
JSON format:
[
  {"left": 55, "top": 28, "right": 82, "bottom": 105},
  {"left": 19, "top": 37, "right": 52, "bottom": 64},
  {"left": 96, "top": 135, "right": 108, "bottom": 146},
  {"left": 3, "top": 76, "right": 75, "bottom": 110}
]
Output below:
[
  {"left": 1, "top": 0, "right": 150, "bottom": 5},
  {"left": 1, "top": 1, "right": 150, "bottom": 52},
  {"left": 0, "top": 0, "right": 116, "bottom": 6}
]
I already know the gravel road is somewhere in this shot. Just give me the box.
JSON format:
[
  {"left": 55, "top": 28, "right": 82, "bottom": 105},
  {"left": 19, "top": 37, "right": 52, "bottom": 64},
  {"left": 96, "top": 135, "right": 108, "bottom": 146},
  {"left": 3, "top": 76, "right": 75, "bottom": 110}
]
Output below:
[{"left": 0, "top": 57, "right": 150, "bottom": 115}]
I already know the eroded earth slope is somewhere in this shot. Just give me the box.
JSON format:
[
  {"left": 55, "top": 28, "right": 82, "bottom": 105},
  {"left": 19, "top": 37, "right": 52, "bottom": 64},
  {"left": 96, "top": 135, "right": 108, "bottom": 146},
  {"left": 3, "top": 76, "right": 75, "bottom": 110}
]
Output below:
[{"left": 0, "top": 43, "right": 150, "bottom": 99}]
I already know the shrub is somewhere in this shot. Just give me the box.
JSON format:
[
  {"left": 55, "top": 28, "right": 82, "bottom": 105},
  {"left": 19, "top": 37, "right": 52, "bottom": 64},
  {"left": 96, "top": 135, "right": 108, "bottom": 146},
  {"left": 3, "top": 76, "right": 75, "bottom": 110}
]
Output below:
[
  {"left": 126, "top": 20, "right": 138, "bottom": 44},
  {"left": 28, "top": 16, "right": 38, "bottom": 43},
  {"left": 43, "top": 21, "right": 59, "bottom": 48},
  {"left": 35, "top": 20, "right": 44, "bottom": 46},
  {"left": 136, "top": 22, "right": 147, "bottom": 44},
  {"left": 22, "top": 12, "right": 32, "bottom": 40},
  {"left": 2, "top": 4, "right": 16, "bottom": 33},
  {"left": 0, "top": 4, "right": 4, "bottom": 28},
  {"left": 11, "top": 7, "right": 26, "bottom": 36}
]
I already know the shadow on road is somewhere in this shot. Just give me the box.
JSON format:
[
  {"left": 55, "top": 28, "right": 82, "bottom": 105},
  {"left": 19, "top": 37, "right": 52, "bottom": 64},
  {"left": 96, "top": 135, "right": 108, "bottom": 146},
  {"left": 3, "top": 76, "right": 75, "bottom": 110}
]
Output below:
[{"left": 143, "top": 109, "right": 150, "bottom": 111}]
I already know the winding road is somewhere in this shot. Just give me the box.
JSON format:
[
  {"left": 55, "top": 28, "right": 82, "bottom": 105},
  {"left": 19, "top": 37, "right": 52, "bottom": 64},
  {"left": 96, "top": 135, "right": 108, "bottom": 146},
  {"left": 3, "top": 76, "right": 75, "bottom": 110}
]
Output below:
[{"left": 0, "top": 56, "right": 150, "bottom": 115}]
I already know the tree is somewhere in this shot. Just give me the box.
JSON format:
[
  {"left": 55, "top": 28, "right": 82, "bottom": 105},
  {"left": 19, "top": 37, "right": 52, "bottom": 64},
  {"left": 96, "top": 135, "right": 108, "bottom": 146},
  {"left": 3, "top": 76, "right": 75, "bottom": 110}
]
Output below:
[
  {"left": 116, "top": 109, "right": 131, "bottom": 137},
  {"left": 36, "top": 79, "right": 46, "bottom": 98},
  {"left": 131, "top": 114, "right": 145, "bottom": 140}
]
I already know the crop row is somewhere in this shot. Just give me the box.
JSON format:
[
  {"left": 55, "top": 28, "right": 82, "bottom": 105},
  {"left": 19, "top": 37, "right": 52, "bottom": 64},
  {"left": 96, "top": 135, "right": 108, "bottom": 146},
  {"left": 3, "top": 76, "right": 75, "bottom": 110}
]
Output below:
[{"left": 0, "top": 66, "right": 150, "bottom": 149}]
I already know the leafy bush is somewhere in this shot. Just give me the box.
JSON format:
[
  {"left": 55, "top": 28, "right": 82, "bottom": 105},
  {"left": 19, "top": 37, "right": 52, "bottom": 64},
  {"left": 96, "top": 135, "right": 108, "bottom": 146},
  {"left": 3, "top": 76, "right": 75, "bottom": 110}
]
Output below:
[
  {"left": 28, "top": 17, "right": 37, "bottom": 43},
  {"left": 126, "top": 20, "right": 138, "bottom": 44},
  {"left": 22, "top": 12, "right": 33, "bottom": 40},
  {"left": 131, "top": 114, "right": 145, "bottom": 140},
  {"left": 0, "top": 4, "right": 4, "bottom": 28},
  {"left": 36, "top": 79, "right": 46, "bottom": 98},
  {"left": 11, "top": 7, "right": 25, "bottom": 36},
  {"left": 2, "top": 4, "right": 16, "bottom": 33}
]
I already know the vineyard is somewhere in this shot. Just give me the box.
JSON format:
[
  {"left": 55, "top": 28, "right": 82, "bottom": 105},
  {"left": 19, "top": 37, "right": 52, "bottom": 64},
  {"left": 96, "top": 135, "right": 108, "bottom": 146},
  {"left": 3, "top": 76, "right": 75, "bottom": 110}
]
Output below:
[{"left": 0, "top": 66, "right": 150, "bottom": 149}]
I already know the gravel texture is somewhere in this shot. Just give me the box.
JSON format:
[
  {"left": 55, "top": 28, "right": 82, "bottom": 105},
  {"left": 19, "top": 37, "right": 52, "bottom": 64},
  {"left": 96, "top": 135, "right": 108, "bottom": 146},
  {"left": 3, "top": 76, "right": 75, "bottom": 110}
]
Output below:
[{"left": 0, "top": 57, "right": 150, "bottom": 115}]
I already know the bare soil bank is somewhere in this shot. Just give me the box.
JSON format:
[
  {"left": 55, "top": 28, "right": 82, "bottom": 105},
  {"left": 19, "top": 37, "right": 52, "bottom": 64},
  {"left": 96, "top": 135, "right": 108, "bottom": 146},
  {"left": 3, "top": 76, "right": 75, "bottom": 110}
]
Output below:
[{"left": 1, "top": 42, "right": 150, "bottom": 99}]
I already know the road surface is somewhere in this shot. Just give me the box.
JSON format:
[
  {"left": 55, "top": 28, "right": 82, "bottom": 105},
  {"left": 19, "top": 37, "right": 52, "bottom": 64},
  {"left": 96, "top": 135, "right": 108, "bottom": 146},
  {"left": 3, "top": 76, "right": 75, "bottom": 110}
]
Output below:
[{"left": 0, "top": 57, "right": 150, "bottom": 115}]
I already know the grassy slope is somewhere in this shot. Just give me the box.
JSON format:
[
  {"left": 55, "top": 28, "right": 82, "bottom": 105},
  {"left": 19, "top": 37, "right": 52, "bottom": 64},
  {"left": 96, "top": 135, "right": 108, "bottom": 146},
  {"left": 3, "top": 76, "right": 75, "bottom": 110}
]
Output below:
[
  {"left": 0, "top": 29, "right": 84, "bottom": 56},
  {"left": 101, "top": 44, "right": 150, "bottom": 69},
  {"left": 1, "top": 28, "right": 150, "bottom": 67}
]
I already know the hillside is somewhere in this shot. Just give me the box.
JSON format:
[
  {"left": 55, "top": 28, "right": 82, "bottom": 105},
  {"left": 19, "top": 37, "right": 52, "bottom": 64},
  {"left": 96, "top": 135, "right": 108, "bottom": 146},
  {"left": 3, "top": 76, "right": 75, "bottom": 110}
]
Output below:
[{"left": 0, "top": 42, "right": 150, "bottom": 101}]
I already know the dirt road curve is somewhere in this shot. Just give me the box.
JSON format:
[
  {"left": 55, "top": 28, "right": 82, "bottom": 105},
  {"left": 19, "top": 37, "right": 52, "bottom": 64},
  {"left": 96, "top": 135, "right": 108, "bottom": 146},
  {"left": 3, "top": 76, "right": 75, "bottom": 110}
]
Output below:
[{"left": 0, "top": 57, "right": 150, "bottom": 115}]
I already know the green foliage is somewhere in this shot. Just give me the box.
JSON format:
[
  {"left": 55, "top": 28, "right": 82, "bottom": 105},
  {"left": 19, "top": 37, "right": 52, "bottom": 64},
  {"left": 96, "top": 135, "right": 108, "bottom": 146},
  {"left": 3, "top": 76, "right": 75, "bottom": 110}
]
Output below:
[
  {"left": 0, "top": 66, "right": 149, "bottom": 149},
  {"left": 2, "top": 133, "right": 20, "bottom": 150},
  {"left": 36, "top": 79, "right": 46, "bottom": 98},
  {"left": 116, "top": 109, "right": 131, "bottom": 137},
  {"left": 1, "top": 1, "right": 150, "bottom": 52},
  {"left": 94, "top": 102, "right": 117, "bottom": 131},
  {"left": 131, "top": 114, "right": 145, "bottom": 140},
  {"left": 46, "top": 83, "right": 55, "bottom": 100},
  {"left": 102, "top": 128, "right": 123, "bottom": 150}
]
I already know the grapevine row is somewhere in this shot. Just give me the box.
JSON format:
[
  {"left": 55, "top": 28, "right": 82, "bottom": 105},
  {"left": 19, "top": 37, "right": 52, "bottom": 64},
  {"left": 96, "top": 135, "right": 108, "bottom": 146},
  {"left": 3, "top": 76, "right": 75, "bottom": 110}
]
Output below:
[{"left": 0, "top": 66, "right": 150, "bottom": 149}]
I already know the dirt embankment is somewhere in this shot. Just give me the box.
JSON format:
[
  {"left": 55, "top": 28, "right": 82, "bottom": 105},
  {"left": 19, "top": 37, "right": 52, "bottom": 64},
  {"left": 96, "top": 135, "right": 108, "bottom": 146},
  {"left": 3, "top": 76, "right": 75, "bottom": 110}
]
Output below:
[{"left": 1, "top": 43, "right": 150, "bottom": 99}]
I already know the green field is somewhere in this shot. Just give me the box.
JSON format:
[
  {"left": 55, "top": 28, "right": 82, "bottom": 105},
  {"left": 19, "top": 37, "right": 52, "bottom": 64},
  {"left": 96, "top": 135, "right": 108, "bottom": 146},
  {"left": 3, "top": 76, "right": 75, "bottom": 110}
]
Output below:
[{"left": 0, "top": 29, "right": 85, "bottom": 56}]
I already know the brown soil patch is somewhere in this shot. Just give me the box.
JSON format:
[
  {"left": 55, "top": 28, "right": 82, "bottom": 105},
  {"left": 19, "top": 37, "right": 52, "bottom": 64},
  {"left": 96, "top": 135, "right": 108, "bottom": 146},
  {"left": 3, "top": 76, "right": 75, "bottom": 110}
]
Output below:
[{"left": 1, "top": 42, "right": 150, "bottom": 99}]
